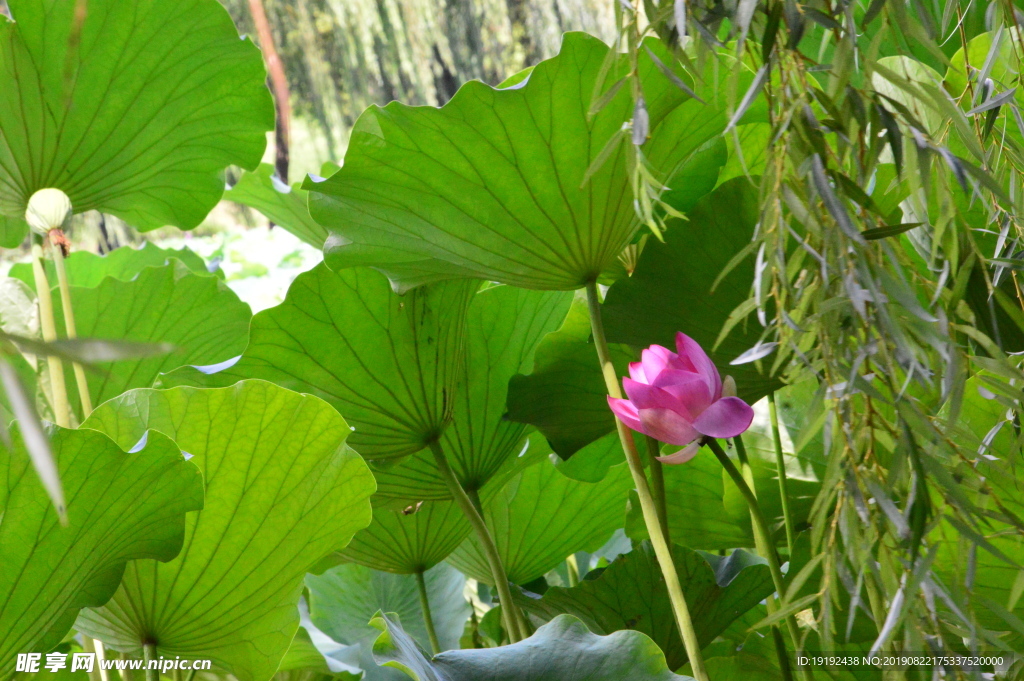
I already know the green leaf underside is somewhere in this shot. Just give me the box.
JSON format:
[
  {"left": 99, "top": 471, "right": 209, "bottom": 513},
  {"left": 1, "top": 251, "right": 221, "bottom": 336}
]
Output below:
[
  {"left": 340, "top": 436, "right": 552, "bottom": 574},
  {"left": 77, "top": 381, "right": 376, "bottom": 681},
  {"left": 506, "top": 296, "right": 633, "bottom": 457},
  {"left": 226, "top": 164, "right": 329, "bottom": 248},
  {"left": 339, "top": 499, "right": 471, "bottom": 574},
  {"left": 161, "top": 263, "right": 475, "bottom": 461},
  {"left": 53, "top": 262, "right": 251, "bottom": 421},
  {"left": 365, "top": 285, "right": 571, "bottom": 502},
  {"left": 513, "top": 543, "right": 774, "bottom": 669},
  {"left": 370, "top": 612, "right": 691, "bottom": 681},
  {"left": 0, "top": 0, "right": 274, "bottom": 232},
  {"left": 446, "top": 458, "right": 632, "bottom": 585},
  {"left": 602, "top": 177, "right": 782, "bottom": 404},
  {"left": 0, "top": 215, "right": 28, "bottom": 248},
  {"left": 308, "top": 32, "right": 718, "bottom": 292},
  {"left": 552, "top": 431, "right": 624, "bottom": 482},
  {"left": 0, "top": 426, "right": 202, "bottom": 674},
  {"left": 439, "top": 285, "right": 572, "bottom": 491},
  {"left": 276, "top": 627, "right": 363, "bottom": 681},
  {"left": 9, "top": 243, "right": 215, "bottom": 292},
  {"left": 307, "top": 563, "right": 470, "bottom": 660}
]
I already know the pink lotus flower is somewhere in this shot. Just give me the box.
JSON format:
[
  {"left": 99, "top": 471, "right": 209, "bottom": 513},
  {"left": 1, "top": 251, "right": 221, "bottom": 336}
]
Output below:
[{"left": 607, "top": 332, "right": 754, "bottom": 464}]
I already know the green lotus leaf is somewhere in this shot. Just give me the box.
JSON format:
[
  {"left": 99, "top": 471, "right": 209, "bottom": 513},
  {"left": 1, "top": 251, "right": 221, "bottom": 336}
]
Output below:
[
  {"left": 51, "top": 262, "right": 250, "bottom": 421},
  {"left": 339, "top": 499, "right": 471, "bottom": 575},
  {"left": 718, "top": 124, "right": 771, "bottom": 185},
  {"left": 602, "top": 177, "right": 782, "bottom": 405},
  {"left": 306, "top": 32, "right": 723, "bottom": 292},
  {"left": 0, "top": 216, "right": 29, "bottom": 249},
  {"left": 0, "top": 0, "right": 273, "bottom": 236},
  {"left": 226, "top": 164, "right": 329, "bottom": 248},
  {"left": 307, "top": 563, "right": 470, "bottom": 681},
  {"left": 10, "top": 243, "right": 215, "bottom": 292},
  {"left": 0, "top": 425, "right": 203, "bottom": 676},
  {"left": 506, "top": 296, "right": 632, "bottom": 457},
  {"left": 446, "top": 457, "right": 632, "bottom": 585},
  {"left": 945, "top": 30, "right": 1021, "bottom": 100},
  {"left": 439, "top": 285, "right": 571, "bottom": 490},
  {"left": 551, "top": 432, "right": 624, "bottom": 483},
  {"left": 930, "top": 377, "right": 1024, "bottom": 632},
  {"left": 369, "top": 612, "right": 691, "bottom": 681},
  {"left": 871, "top": 56, "right": 945, "bottom": 137},
  {"left": 161, "top": 263, "right": 475, "bottom": 461},
  {"left": 77, "top": 381, "right": 376, "bottom": 681},
  {"left": 512, "top": 543, "right": 774, "bottom": 669},
  {"left": 337, "top": 435, "right": 555, "bottom": 575},
  {"left": 275, "top": 628, "right": 363, "bottom": 681},
  {"left": 375, "top": 284, "right": 569, "bottom": 501}
]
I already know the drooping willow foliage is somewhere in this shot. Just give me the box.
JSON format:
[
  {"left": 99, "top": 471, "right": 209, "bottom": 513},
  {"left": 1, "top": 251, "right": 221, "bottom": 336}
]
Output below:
[{"left": 614, "top": 0, "right": 1024, "bottom": 662}]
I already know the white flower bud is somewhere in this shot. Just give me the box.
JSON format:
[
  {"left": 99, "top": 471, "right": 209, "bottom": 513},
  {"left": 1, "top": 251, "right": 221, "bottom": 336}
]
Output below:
[
  {"left": 722, "top": 375, "right": 737, "bottom": 398},
  {"left": 25, "top": 188, "right": 72, "bottom": 235}
]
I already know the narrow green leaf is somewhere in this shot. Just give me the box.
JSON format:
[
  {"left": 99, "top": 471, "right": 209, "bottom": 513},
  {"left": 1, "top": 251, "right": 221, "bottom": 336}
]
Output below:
[{"left": 861, "top": 222, "right": 922, "bottom": 240}]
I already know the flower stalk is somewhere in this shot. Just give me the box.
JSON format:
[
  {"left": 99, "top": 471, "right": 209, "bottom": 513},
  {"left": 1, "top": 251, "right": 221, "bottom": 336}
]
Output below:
[
  {"left": 706, "top": 438, "right": 810, "bottom": 681},
  {"left": 644, "top": 435, "right": 670, "bottom": 542},
  {"left": 30, "top": 236, "right": 70, "bottom": 428},
  {"left": 51, "top": 241, "right": 94, "bottom": 417},
  {"left": 584, "top": 281, "right": 709, "bottom": 681},
  {"left": 427, "top": 440, "right": 526, "bottom": 642},
  {"left": 768, "top": 392, "right": 796, "bottom": 555}
]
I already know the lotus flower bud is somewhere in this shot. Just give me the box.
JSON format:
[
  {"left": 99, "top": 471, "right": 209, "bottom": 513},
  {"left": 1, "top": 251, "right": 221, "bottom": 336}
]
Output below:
[
  {"left": 25, "top": 188, "right": 72, "bottom": 236},
  {"left": 607, "top": 332, "right": 754, "bottom": 464}
]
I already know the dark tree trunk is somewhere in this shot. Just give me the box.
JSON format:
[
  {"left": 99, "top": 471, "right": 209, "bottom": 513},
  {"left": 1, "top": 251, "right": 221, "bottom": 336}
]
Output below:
[{"left": 247, "top": 0, "right": 292, "bottom": 183}]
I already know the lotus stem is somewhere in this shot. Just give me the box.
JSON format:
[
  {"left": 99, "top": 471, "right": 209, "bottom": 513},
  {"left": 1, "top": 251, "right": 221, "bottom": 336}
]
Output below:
[
  {"left": 707, "top": 438, "right": 810, "bottom": 681},
  {"left": 768, "top": 392, "right": 797, "bottom": 556},
  {"left": 733, "top": 435, "right": 797, "bottom": 681},
  {"left": 584, "top": 281, "right": 710, "bottom": 681},
  {"left": 142, "top": 642, "right": 157, "bottom": 681},
  {"left": 51, "top": 241, "right": 93, "bottom": 417},
  {"left": 415, "top": 569, "right": 442, "bottom": 654},
  {"left": 79, "top": 634, "right": 103, "bottom": 681},
  {"left": 566, "top": 553, "right": 580, "bottom": 587},
  {"left": 30, "top": 236, "right": 70, "bottom": 428},
  {"left": 644, "top": 434, "right": 670, "bottom": 543},
  {"left": 427, "top": 440, "right": 526, "bottom": 643}
]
